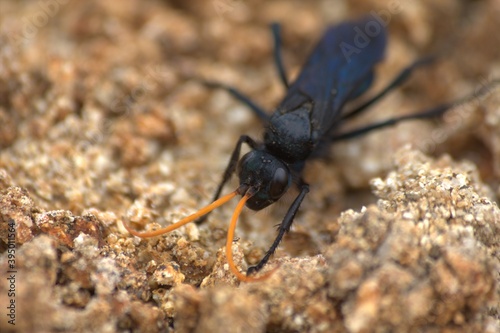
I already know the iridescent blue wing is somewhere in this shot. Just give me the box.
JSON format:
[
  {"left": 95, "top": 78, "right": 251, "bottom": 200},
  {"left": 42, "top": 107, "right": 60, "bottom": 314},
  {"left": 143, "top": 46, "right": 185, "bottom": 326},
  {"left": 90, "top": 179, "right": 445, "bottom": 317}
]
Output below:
[{"left": 278, "top": 15, "right": 387, "bottom": 139}]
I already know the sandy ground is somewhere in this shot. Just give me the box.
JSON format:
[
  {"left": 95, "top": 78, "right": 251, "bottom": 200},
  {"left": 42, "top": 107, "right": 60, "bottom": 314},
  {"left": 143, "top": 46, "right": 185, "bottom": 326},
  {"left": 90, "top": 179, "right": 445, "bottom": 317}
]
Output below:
[{"left": 0, "top": 0, "right": 500, "bottom": 332}]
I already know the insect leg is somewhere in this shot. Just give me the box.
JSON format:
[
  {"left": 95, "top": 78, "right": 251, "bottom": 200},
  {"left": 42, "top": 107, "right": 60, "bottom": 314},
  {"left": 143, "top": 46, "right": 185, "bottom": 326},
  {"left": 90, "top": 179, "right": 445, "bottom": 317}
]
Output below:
[
  {"left": 246, "top": 183, "right": 310, "bottom": 275},
  {"left": 201, "top": 80, "right": 270, "bottom": 123},
  {"left": 271, "top": 23, "right": 289, "bottom": 88},
  {"left": 332, "top": 80, "right": 499, "bottom": 141},
  {"left": 196, "top": 135, "right": 260, "bottom": 224},
  {"left": 342, "top": 56, "right": 436, "bottom": 121}
]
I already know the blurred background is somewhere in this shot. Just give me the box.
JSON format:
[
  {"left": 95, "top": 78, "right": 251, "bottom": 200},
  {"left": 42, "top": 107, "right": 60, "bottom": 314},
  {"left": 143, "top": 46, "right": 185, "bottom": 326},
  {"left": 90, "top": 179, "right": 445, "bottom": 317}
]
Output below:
[{"left": 1, "top": 1, "right": 499, "bottom": 332}]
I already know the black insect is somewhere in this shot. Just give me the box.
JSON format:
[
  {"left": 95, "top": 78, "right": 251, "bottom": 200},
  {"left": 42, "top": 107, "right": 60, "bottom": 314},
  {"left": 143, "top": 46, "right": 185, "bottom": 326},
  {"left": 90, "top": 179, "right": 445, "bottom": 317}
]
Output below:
[{"left": 125, "top": 15, "right": 495, "bottom": 282}]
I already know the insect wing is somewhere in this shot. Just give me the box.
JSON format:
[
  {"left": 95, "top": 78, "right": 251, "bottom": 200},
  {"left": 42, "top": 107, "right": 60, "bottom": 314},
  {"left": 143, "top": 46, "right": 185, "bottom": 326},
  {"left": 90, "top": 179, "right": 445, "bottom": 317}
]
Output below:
[{"left": 279, "top": 15, "right": 387, "bottom": 138}]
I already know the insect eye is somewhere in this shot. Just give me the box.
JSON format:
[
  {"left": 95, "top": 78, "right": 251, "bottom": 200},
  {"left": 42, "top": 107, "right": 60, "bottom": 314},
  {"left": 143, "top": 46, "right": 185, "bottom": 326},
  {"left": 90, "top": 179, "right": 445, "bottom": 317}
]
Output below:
[{"left": 269, "top": 167, "right": 289, "bottom": 199}]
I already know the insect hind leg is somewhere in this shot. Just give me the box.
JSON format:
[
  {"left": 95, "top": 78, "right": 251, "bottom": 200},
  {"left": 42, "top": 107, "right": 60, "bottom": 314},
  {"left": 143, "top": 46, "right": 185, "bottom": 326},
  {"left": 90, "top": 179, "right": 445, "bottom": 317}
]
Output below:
[
  {"left": 342, "top": 56, "right": 437, "bottom": 121},
  {"left": 332, "top": 79, "right": 500, "bottom": 141}
]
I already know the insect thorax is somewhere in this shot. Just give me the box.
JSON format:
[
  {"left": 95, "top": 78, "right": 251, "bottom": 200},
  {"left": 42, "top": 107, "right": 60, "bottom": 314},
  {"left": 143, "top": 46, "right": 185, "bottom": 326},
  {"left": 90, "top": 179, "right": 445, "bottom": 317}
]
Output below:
[{"left": 264, "top": 107, "right": 315, "bottom": 162}]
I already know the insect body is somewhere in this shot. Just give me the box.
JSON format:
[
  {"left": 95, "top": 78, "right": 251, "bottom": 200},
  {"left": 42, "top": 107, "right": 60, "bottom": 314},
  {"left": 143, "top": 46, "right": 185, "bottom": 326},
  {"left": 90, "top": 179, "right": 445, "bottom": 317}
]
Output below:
[
  {"left": 125, "top": 15, "right": 496, "bottom": 282},
  {"left": 222, "top": 16, "right": 387, "bottom": 276}
]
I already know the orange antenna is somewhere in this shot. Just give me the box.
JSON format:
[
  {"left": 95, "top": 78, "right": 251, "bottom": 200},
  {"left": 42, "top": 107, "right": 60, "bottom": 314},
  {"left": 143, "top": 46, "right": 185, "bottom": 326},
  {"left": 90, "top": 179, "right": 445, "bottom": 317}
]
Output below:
[
  {"left": 123, "top": 190, "right": 238, "bottom": 238},
  {"left": 226, "top": 190, "right": 277, "bottom": 282}
]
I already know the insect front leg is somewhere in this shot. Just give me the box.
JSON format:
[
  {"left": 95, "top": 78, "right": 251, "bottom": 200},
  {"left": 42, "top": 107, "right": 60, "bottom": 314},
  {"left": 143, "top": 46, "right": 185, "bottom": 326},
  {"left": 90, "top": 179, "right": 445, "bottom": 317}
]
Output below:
[
  {"left": 196, "top": 135, "right": 260, "bottom": 224},
  {"left": 246, "top": 182, "right": 310, "bottom": 275}
]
